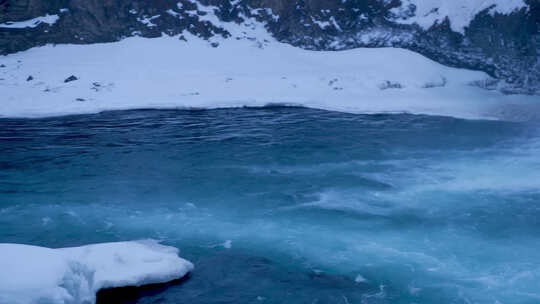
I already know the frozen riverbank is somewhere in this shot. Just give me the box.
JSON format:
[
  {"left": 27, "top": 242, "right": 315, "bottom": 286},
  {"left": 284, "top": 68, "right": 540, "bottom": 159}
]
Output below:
[
  {"left": 0, "top": 240, "right": 193, "bottom": 304},
  {"left": 1, "top": 35, "right": 538, "bottom": 121}
]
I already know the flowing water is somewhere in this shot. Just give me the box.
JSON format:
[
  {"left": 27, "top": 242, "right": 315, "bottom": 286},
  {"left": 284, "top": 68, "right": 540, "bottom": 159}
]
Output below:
[{"left": 1, "top": 107, "right": 540, "bottom": 304}]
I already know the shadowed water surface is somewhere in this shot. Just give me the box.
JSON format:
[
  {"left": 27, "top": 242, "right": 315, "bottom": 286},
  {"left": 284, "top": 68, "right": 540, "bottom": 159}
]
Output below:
[{"left": 1, "top": 107, "right": 540, "bottom": 303}]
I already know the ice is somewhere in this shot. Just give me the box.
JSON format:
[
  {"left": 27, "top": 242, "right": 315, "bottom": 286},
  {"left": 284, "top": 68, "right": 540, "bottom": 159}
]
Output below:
[{"left": 0, "top": 240, "right": 193, "bottom": 304}]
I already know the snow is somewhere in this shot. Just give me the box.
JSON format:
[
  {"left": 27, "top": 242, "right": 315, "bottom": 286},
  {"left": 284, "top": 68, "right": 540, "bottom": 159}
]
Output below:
[
  {"left": 166, "top": 9, "right": 182, "bottom": 18},
  {"left": 1, "top": 33, "right": 537, "bottom": 121},
  {"left": 0, "top": 14, "right": 59, "bottom": 29},
  {"left": 0, "top": 2, "right": 537, "bottom": 121},
  {"left": 311, "top": 16, "right": 331, "bottom": 29},
  {"left": 0, "top": 240, "right": 194, "bottom": 304},
  {"left": 137, "top": 15, "right": 161, "bottom": 28},
  {"left": 329, "top": 16, "right": 342, "bottom": 31},
  {"left": 390, "top": 0, "right": 528, "bottom": 33}
]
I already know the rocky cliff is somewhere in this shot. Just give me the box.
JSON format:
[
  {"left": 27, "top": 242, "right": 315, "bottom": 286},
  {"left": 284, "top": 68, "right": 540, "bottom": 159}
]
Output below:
[{"left": 1, "top": 0, "right": 539, "bottom": 95}]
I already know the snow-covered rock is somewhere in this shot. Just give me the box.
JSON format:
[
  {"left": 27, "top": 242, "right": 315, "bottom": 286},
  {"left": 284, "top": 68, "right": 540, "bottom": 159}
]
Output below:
[
  {"left": 0, "top": 240, "right": 194, "bottom": 304},
  {"left": 390, "top": 0, "right": 527, "bottom": 34}
]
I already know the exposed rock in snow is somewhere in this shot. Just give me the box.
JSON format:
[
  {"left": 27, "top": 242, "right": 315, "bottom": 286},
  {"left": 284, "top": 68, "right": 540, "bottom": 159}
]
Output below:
[
  {"left": 0, "top": 240, "right": 194, "bottom": 304},
  {"left": 64, "top": 75, "right": 78, "bottom": 83}
]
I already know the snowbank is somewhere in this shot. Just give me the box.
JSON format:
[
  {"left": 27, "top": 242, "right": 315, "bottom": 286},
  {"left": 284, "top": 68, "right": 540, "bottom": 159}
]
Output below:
[
  {"left": 0, "top": 240, "right": 194, "bottom": 304},
  {"left": 0, "top": 16, "right": 537, "bottom": 121}
]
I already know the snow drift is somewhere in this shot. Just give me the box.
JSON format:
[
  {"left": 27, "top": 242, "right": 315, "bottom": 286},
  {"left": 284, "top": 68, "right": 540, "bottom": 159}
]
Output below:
[{"left": 0, "top": 240, "right": 194, "bottom": 304}]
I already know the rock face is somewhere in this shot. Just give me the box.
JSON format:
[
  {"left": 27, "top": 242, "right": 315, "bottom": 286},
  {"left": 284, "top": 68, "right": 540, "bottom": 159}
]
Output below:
[{"left": 1, "top": 0, "right": 539, "bottom": 94}]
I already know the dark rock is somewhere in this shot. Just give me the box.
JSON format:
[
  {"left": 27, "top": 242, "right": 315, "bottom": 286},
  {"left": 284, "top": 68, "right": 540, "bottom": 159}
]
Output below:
[
  {"left": 26, "top": 75, "right": 33, "bottom": 81},
  {"left": 91, "top": 82, "right": 101, "bottom": 91},
  {"left": 64, "top": 75, "right": 78, "bottom": 83},
  {"left": 379, "top": 81, "right": 403, "bottom": 90},
  {"left": 0, "top": 64, "right": 5, "bottom": 68},
  {"left": 422, "top": 77, "right": 447, "bottom": 89},
  {"left": 75, "top": 98, "right": 85, "bottom": 101}
]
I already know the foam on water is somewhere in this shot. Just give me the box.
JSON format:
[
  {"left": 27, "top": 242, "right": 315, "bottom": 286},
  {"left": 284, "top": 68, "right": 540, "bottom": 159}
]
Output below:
[{"left": 1, "top": 108, "right": 540, "bottom": 303}]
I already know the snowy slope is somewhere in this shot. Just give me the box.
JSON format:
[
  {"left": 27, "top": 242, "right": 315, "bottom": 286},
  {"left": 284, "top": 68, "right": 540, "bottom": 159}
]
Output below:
[
  {"left": 1, "top": 31, "right": 537, "bottom": 121},
  {"left": 391, "top": 0, "right": 528, "bottom": 33},
  {"left": 0, "top": 240, "right": 193, "bottom": 304}
]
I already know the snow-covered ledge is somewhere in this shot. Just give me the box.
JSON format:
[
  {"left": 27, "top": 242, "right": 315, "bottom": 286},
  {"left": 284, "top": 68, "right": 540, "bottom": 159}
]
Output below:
[
  {"left": 0, "top": 240, "right": 194, "bottom": 304},
  {"left": 0, "top": 14, "right": 60, "bottom": 29}
]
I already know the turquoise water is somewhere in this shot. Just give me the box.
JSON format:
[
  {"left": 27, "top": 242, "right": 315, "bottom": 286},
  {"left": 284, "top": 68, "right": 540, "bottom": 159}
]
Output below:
[{"left": 1, "top": 107, "right": 540, "bottom": 303}]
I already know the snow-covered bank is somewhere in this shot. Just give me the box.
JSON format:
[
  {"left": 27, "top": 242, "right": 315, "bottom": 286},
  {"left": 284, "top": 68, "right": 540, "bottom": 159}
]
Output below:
[
  {"left": 0, "top": 34, "right": 538, "bottom": 121},
  {"left": 0, "top": 240, "right": 193, "bottom": 304}
]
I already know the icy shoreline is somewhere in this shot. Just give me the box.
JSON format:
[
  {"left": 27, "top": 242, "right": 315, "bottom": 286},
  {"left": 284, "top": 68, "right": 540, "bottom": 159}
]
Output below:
[
  {"left": 1, "top": 33, "right": 538, "bottom": 121},
  {"left": 0, "top": 240, "right": 194, "bottom": 304}
]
